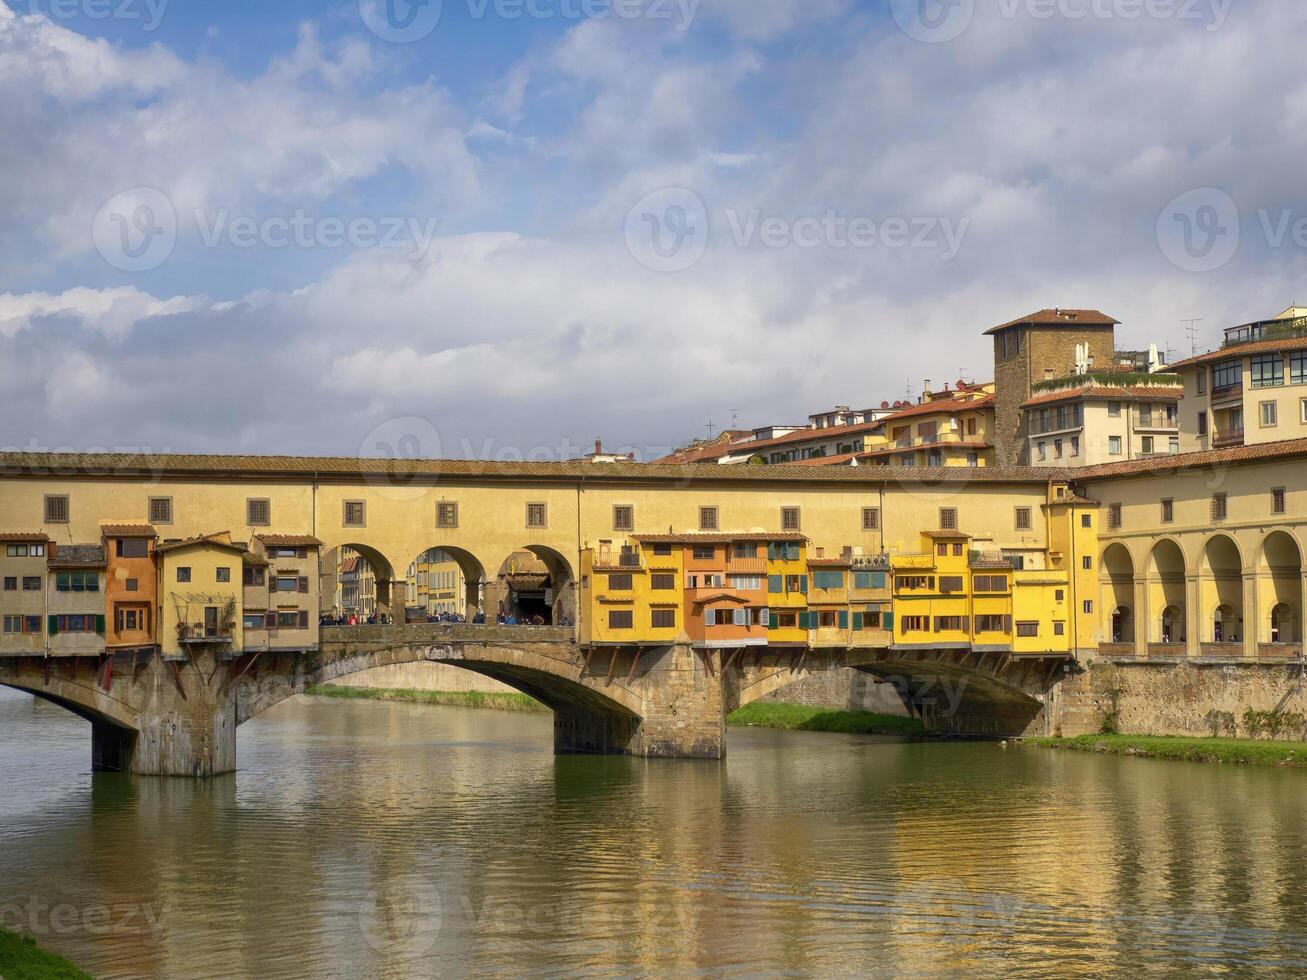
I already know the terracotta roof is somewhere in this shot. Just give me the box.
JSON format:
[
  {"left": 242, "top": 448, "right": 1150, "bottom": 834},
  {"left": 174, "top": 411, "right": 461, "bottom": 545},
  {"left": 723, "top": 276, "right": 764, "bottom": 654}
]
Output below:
[
  {"left": 807, "top": 557, "right": 853, "bottom": 567},
  {"left": 921, "top": 529, "right": 973, "bottom": 539},
  {"left": 49, "top": 544, "right": 106, "bottom": 568},
  {"left": 1168, "top": 334, "right": 1307, "bottom": 370},
  {"left": 859, "top": 440, "right": 993, "bottom": 459},
  {"left": 690, "top": 592, "right": 752, "bottom": 606},
  {"left": 0, "top": 451, "right": 1070, "bottom": 486},
  {"left": 1078, "top": 437, "right": 1307, "bottom": 479},
  {"left": 984, "top": 308, "right": 1119, "bottom": 335},
  {"left": 339, "top": 556, "right": 361, "bottom": 573},
  {"left": 155, "top": 533, "right": 246, "bottom": 555},
  {"left": 872, "top": 395, "right": 995, "bottom": 427},
  {"left": 1021, "top": 386, "right": 1184, "bottom": 409},
  {"left": 634, "top": 533, "right": 808, "bottom": 544},
  {"left": 256, "top": 534, "right": 323, "bottom": 548},
  {"left": 100, "top": 523, "right": 157, "bottom": 538},
  {"left": 789, "top": 453, "right": 859, "bottom": 466},
  {"left": 243, "top": 554, "right": 270, "bottom": 567},
  {"left": 0, "top": 532, "right": 49, "bottom": 543},
  {"left": 1047, "top": 493, "right": 1100, "bottom": 506}
]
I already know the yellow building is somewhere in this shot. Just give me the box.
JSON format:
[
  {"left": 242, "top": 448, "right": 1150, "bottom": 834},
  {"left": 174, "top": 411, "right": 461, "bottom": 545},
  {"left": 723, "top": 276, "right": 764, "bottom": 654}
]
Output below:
[
  {"left": 156, "top": 533, "right": 245, "bottom": 659},
  {"left": 861, "top": 382, "right": 996, "bottom": 467},
  {"left": 580, "top": 538, "right": 684, "bottom": 646},
  {"left": 409, "top": 549, "right": 467, "bottom": 619},
  {"left": 766, "top": 538, "right": 809, "bottom": 645}
]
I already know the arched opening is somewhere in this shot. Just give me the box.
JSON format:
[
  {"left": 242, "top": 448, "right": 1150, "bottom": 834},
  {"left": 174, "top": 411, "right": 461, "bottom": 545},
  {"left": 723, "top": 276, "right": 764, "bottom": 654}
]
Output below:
[
  {"left": 321, "top": 544, "right": 397, "bottom": 624},
  {"left": 1101, "top": 543, "right": 1135, "bottom": 643},
  {"left": 1259, "top": 531, "right": 1303, "bottom": 646},
  {"left": 1200, "top": 534, "right": 1243, "bottom": 645},
  {"left": 404, "top": 547, "right": 488, "bottom": 623},
  {"left": 494, "top": 547, "right": 576, "bottom": 626},
  {"left": 1148, "top": 540, "right": 1187, "bottom": 645}
]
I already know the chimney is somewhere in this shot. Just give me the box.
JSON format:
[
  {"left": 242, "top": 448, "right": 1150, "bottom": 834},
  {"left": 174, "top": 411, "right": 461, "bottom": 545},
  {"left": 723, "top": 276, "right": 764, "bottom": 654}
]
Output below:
[
  {"left": 594, "top": 438, "right": 603, "bottom": 456},
  {"left": 922, "top": 379, "right": 932, "bottom": 402}
]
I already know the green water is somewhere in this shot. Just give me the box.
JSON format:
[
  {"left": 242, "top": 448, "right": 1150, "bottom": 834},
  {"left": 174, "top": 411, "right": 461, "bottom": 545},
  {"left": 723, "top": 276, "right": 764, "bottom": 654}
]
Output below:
[{"left": 2, "top": 687, "right": 1306, "bottom": 977}]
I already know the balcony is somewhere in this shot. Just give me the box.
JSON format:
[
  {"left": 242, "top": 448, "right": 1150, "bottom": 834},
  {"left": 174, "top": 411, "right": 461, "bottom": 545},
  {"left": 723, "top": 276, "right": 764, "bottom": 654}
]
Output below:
[
  {"left": 1135, "top": 413, "right": 1179, "bottom": 431},
  {"left": 1212, "top": 429, "right": 1245, "bottom": 448},
  {"left": 178, "top": 623, "right": 234, "bottom": 644}
]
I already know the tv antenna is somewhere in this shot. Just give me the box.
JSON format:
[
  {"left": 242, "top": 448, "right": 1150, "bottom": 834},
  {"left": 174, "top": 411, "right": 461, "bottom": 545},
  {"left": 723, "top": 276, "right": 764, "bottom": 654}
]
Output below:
[
  {"left": 1182, "top": 318, "right": 1203, "bottom": 356},
  {"left": 706, "top": 419, "right": 717, "bottom": 441},
  {"left": 730, "top": 409, "right": 741, "bottom": 430}
]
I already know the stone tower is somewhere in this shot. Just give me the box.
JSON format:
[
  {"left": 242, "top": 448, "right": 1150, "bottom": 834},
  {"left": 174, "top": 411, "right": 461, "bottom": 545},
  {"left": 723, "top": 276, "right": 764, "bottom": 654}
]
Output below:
[{"left": 988, "top": 308, "right": 1119, "bottom": 465}]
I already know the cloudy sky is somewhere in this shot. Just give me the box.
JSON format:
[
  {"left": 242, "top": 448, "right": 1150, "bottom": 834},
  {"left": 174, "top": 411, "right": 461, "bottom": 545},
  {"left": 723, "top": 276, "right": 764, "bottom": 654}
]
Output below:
[{"left": 2, "top": 0, "right": 1304, "bottom": 460}]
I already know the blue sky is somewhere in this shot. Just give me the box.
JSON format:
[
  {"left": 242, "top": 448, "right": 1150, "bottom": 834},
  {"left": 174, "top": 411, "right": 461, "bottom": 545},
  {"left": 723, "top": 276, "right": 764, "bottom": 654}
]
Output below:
[{"left": 1, "top": 0, "right": 1304, "bottom": 459}]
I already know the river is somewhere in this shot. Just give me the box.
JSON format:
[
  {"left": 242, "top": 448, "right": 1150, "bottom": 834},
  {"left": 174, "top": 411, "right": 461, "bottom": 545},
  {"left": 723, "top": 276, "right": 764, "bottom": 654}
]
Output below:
[{"left": 2, "top": 686, "right": 1307, "bottom": 978}]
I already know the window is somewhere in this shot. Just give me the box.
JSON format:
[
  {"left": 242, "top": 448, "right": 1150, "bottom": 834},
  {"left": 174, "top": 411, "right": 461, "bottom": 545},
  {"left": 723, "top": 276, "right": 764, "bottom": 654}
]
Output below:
[
  {"left": 276, "top": 611, "right": 306, "bottom": 630},
  {"left": 862, "top": 507, "right": 880, "bottom": 531},
  {"left": 939, "top": 507, "right": 957, "bottom": 530},
  {"left": 935, "top": 616, "right": 967, "bottom": 632},
  {"left": 1108, "top": 436, "right": 1122, "bottom": 456},
  {"left": 55, "top": 571, "right": 98, "bottom": 592},
  {"left": 1015, "top": 507, "right": 1032, "bottom": 531},
  {"left": 901, "top": 616, "right": 927, "bottom": 632},
  {"left": 247, "top": 498, "right": 271, "bottom": 526},
  {"left": 1260, "top": 401, "right": 1278, "bottom": 427},
  {"left": 812, "top": 570, "right": 845, "bottom": 590},
  {"left": 975, "top": 614, "right": 1008, "bottom": 633},
  {"left": 117, "top": 538, "right": 149, "bottom": 558},
  {"left": 937, "top": 543, "right": 948, "bottom": 557},
  {"left": 1272, "top": 487, "right": 1286, "bottom": 515},
  {"left": 52, "top": 615, "right": 99, "bottom": 634},
  {"left": 1108, "top": 504, "right": 1122, "bottom": 530},
  {"left": 607, "top": 573, "right": 633, "bottom": 591},
  {"left": 1054, "top": 439, "right": 1063, "bottom": 459},
  {"left": 1037, "top": 441, "right": 1047, "bottom": 461},
  {"left": 785, "top": 575, "right": 808, "bottom": 594},
  {"left": 149, "top": 497, "right": 173, "bottom": 525},
  {"left": 1212, "top": 359, "right": 1241, "bottom": 390},
  {"left": 1081, "top": 514, "right": 1092, "bottom": 528},
  {"left": 781, "top": 507, "right": 801, "bottom": 532},
  {"left": 243, "top": 613, "right": 265, "bottom": 631},
  {"left": 939, "top": 575, "right": 964, "bottom": 594},
  {"left": 1107, "top": 401, "right": 1121, "bottom": 418},
  {"left": 651, "top": 609, "right": 676, "bottom": 629},
  {"left": 1251, "top": 354, "right": 1285, "bottom": 388},
  {"left": 21, "top": 576, "right": 40, "bottom": 591},
  {"left": 3, "top": 615, "right": 42, "bottom": 634},
  {"left": 117, "top": 607, "right": 147, "bottom": 632},
  {"left": 692, "top": 545, "right": 715, "bottom": 560},
  {"left": 973, "top": 575, "right": 1008, "bottom": 593},
  {"left": 1055, "top": 589, "right": 1065, "bottom": 602},
  {"left": 729, "top": 575, "right": 764, "bottom": 591},
  {"left": 1083, "top": 600, "right": 1094, "bottom": 614},
  {"left": 652, "top": 543, "right": 673, "bottom": 557},
  {"left": 1082, "top": 556, "right": 1092, "bottom": 570},
  {"left": 1197, "top": 371, "right": 1206, "bottom": 395},
  {"left": 344, "top": 501, "right": 366, "bottom": 528},
  {"left": 243, "top": 567, "right": 265, "bottom": 587},
  {"left": 1070, "top": 436, "right": 1080, "bottom": 458},
  {"left": 1141, "top": 436, "right": 1154, "bottom": 455},
  {"left": 1161, "top": 499, "right": 1174, "bottom": 523},
  {"left": 44, "top": 495, "right": 69, "bottom": 524},
  {"left": 651, "top": 573, "right": 676, "bottom": 590},
  {"left": 1198, "top": 412, "right": 1209, "bottom": 436},
  {"left": 608, "top": 610, "right": 633, "bottom": 630},
  {"left": 733, "top": 543, "right": 758, "bottom": 559},
  {"left": 1211, "top": 493, "right": 1228, "bottom": 521},
  {"left": 1054, "top": 622, "right": 1066, "bottom": 636},
  {"left": 177, "top": 567, "right": 191, "bottom": 583},
  {"left": 1, "top": 577, "right": 14, "bottom": 591},
  {"left": 613, "top": 505, "right": 634, "bottom": 532},
  {"left": 1302, "top": 399, "right": 1307, "bottom": 424},
  {"left": 896, "top": 575, "right": 934, "bottom": 591},
  {"left": 216, "top": 567, "right": 231, "bottom": 583},
  {"left": 436, "top": 502, "right": 459, "bottom": 528},
  {"left": 1169, "top": 436, "right": 1180, "bottom": 454},
  {"left": 126, "top": 578, "right": 139, "bottom": 591},
  {"left": 699, "top": 507, "right": 719, "bottom": 531},
  {"left": 853, "top": 571, "right": 887, "bottom": 590},
  {"left": 1016, "top": 622, "right": 1039, "bottom": 637}
]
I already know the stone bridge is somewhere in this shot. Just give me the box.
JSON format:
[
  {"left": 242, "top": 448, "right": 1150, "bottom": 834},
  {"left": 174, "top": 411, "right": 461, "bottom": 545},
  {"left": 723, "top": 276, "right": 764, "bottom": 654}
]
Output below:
[{"left": 0, "top": 625, "right": 1071, "bottom": 776}]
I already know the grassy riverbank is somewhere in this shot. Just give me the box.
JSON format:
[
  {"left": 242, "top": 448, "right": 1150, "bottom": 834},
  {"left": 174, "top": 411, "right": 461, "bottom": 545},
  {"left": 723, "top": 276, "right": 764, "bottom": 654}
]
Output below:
[
  {"left": 726, "top": 702, "right": 925, "bottom": 737},
  {"left": 1028, "top": 734, "right": 1307, "bottom": 768},
  {"left": 0, "top": 927, "right": 90, "bottom": 980},
  {"left": 307, "top": 685, "right": 546, "bottom": 712}
]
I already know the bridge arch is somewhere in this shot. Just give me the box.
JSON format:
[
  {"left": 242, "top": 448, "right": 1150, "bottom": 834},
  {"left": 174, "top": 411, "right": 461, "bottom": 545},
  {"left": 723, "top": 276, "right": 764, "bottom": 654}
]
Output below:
[
  {"left": 323, "top": 543, "right": 398, "bottom": 620},
  {"left": 0, "top": 663, "right": 140, "bottom": 732},
  {"left": 405, "top": 546, "right": 490, "bottom": 620},
  {"left": 493, "top": 546, "right": 577, "bottom": 626}
]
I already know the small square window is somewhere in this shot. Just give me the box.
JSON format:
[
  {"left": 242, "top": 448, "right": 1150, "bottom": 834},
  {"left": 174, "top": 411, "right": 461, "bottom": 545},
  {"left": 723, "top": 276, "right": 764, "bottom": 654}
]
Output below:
[
  {"left": 781, "top": 507, "right": 801, "bottom": 532},
  {"left": 613, "top": 505, "right": 634, "bottom": 532},
  {"left": 1272, "top": 487, "right": 1286, "bottom": 515},
  {"left": 1080, "top": 514, "right": 1092, "bottom": 529},
  {"left": 247, "top": 498, "right": 271, "bottom": 527},
  {"left": 1108, "top": 504, "right": 1122, "bottom": 530},
  {"left": 1211, "top": 493, "right": 1228, "bottom": 521},
  {"left": 1260, "top": 401, "right": 1278, "bottom": 427},
  {"left": 939, "top": 508, "right": 957, "bottom": 531},
  {"left": 862, "top": 507, "right": 880, "bottom": 531},
  {"left": 177, "top": 567, "right": 192, "bottom": 583},
  {"left": 436, "top": 502, "right": 459, "bottom": 529},
  {"left": 126, "top": 578, "right": 139, "bottom": 592},
  {"left": 1014, "top": 507, "right": 1031, "bottom": 531},
  {"left": 216, "top": 567, "right": 231, "bottom": 583},
  {"left": 344, "top": 501, "right": 366, "bottom": 528},
  {"left": 1083, "top": 600, "right": 1094, "bottom": 614},
  {"left": 149, "top": 497, "right": 173, "bottom": 525},
  {"left": 44, "top": 495, "right": 70, "bottom": 524},
  {"left": 1082, "top": 556, "right": 1092, "bottom": 570},
  {"left": 1161, "top": 499, "right": 1174, "bottom": 523},
  {"left": 699, "top": 507, "right": 719, "bottom": 532},
  {"left": 526, "top": 503, "right": 548, "bottom": 529}
]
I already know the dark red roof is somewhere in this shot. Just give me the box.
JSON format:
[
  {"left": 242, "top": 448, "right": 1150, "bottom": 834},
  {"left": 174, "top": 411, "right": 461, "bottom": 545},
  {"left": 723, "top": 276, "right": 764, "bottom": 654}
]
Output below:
[
  {"left": 1079, "top": 437, "right": 1307, "bottom": 479},
  {"left": 985, "top": 308, "right": 1119, "bottom": 336}
]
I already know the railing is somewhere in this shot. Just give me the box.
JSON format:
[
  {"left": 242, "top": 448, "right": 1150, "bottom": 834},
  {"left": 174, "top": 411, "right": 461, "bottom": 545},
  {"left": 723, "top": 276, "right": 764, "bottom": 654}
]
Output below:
[
  {"left": 323, "top": 623, "right": 574, "bottom": 644},
  {"left": 1135, "top": 413, "right": 1179, "bottom": 429},
  {"left": 1212, "top": 429, "right": 1245, "bottom": 448}
]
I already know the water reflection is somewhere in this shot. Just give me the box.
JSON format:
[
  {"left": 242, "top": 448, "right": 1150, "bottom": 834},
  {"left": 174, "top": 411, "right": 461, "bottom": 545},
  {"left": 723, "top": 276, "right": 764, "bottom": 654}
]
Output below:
[{"left": 3, "top": 687, "right": 1307, "bottom": 977}]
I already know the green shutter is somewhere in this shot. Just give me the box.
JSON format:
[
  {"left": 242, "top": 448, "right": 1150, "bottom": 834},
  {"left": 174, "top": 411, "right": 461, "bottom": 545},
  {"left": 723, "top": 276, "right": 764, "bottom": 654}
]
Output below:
[
  {"left": 839, "top": 610, "right": 849, "bottom": 629},
  {"left": 799, "top": 576, "right": 808, "bottom": 594},
  {"left": 852, "top": 612, "right": 863, "bottom": 631},
  {"left": 47, "top": 615, "right": 58, "bottom": 636},
  {"left": 95, "top": 614, "right": 106, "bottom": 636},
  {"left": 871, "top": 572, "right": 886, "bottom": 589},
  {"left": 883, "top": 611, "right": 894, "bottom": 631},
  {"left": 768, "top": 575, "right": 783, "bottom": 594}
]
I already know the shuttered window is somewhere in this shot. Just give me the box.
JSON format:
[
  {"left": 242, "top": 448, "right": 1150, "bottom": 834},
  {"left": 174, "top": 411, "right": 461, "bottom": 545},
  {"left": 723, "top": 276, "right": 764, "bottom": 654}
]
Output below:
[
  {"left": 344, "top": 501, "right": 366, "bottom": 528},
  {"left": 526, "top": 503, "right": 547, "bottom": 529},
  {"left": 44, "top": 495, "right": 69, "bottom": 524},
  {"left": 436, "top": 502, "right": 459, "bottom": 528},
  {"left": 149, "top": 497, "right": 173, "bottom": 525},
  {"left": 247, "top": 498, "right": 271, "bottom": 527}
]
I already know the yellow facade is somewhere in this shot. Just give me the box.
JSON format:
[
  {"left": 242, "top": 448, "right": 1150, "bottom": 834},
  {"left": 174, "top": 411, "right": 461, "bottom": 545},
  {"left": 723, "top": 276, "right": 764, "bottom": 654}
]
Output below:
[
  {"left": 580, "top": 540, "right": 685, "bottom": 646},
  {"left": 766, "top": 540, "right": 809, "bottom": 645},
  {"left": 156, "top": 534, "right": 245, "bottom": 659}
]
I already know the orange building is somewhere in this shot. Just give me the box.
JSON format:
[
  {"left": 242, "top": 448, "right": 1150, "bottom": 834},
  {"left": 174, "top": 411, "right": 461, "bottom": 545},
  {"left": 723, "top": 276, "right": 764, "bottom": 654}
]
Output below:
[{"left": 101, "top": 523, "right": 159, "bottom": 653}]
